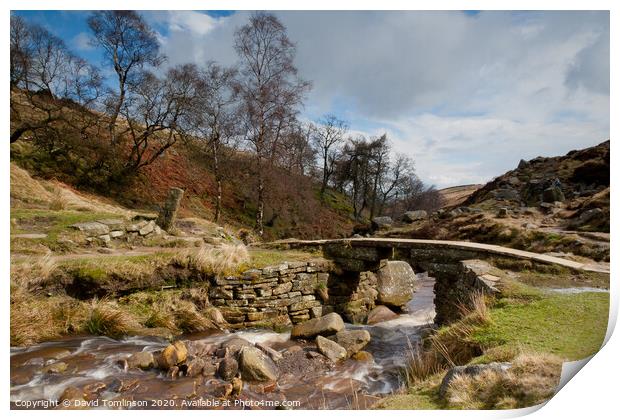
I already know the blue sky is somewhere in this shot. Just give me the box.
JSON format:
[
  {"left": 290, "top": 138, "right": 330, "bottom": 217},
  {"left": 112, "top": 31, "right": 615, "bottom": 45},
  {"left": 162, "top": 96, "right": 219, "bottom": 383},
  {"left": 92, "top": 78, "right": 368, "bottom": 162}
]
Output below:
[{"left": 12, "top": 10, "right": 610, "bottom": 188}]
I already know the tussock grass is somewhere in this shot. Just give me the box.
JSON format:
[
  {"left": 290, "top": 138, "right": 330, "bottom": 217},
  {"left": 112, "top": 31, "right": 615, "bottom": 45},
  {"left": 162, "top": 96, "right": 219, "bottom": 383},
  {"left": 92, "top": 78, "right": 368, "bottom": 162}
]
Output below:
[
  {"left": 11, "top": 253, "right": 58, "bottom": 290},
  {"left": 172, "top": 301, "right": 217, "bottom": 333},
  {"left": 404, "top": 291, "right": 492, "bottom": 384},
  {"left": 129, "top": 289, "right": 226, "bottom": 334},
  {"left": 145, "top": 308, "right": 177, "bottom": 330},
  {"left": 11, "top": 291, "right": 56, "bottom": 346},
  {"left": 457, "top": 290, "right": 491, "bottom": 323},
  {"left": 10, "top": 253, "right": 84, "bottom": 346},
  {"left": 10, "top": 290, "right": 87, "bottom": 346},
  {"left": 404, "top": 343, "right": 444, "bottom": 384},
  {"left": 444, "top": 351, "right": 562, "bottom": 409},
  {"left": 84, "top": 298, "right": 141, "bottom": 338},
  {"left": 49, "top": 196, "right": 67, "bottom": 211},
  {"left": 175, "top": 244, "right": 250, "bottom": 276}
]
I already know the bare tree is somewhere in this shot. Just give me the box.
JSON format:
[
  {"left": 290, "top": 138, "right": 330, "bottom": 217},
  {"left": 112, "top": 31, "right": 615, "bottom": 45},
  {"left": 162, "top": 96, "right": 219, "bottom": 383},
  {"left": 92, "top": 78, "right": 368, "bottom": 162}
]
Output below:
[
  {"left": 312, "top": 114, "right": 348, "bottom": 198},
  {"left": 120, "top": 64, "right": 202, "bottom": 174},
  {"left": 10, "top": 16, "right": 102, "bottom": 144},
  {"left": 88, "top": 11, "right": 163, "bottom": 144},
  {"left": 194, "top": 63, "right": 239, "bottom": 222},
  {"left": 377, "top": 153, "right": 415, "bottom": 215},
  {"left": 278, "top": 121, "right": 316, "bottom": 176},
  {"left": 10, "top": 15, "right": 32, "bottom": 87},
  {"left": 367, "top": 134, "right": 390, "bottom": 220},
  {"left": 234, "top": 12, "right": 311, "bottom": 236}
]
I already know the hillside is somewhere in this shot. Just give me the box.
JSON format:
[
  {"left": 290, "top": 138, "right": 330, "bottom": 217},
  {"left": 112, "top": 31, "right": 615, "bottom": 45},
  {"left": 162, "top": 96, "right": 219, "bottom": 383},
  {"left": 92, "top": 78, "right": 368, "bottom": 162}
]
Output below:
[
  {"left": 11, "top": 138, "right": 355, "bottom": 241},
  {"left": 373, "top": 140, "right": 610, "bottom": 263},
  {"left": 438, "top": 184, "right": 482, "bottom": 208}
]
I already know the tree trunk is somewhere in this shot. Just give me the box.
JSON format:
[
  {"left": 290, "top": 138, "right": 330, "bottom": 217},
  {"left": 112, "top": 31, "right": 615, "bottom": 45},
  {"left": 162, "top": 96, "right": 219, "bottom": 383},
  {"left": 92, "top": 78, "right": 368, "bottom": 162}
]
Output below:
[
  {"left": 212, "top": 141, "right": 222, "bottom": 223},
  {"left": 109, "top": 75, "right": 126, "bottom": 145},
  {"left": 255, "top": 156, "right": 265, "bottom": 236},
  {"left": 320, "top": 149, "right": 329, "bottom": 199},
  {"left": 215, "top": 178, "right": 223, "bottom": 223}
]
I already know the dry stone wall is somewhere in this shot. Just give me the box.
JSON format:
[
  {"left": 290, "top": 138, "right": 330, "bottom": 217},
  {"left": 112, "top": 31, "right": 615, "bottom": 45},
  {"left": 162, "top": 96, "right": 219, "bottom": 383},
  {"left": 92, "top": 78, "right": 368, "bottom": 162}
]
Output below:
[{"left": 209, "top": 259, "right": 382, "bottom": 328}]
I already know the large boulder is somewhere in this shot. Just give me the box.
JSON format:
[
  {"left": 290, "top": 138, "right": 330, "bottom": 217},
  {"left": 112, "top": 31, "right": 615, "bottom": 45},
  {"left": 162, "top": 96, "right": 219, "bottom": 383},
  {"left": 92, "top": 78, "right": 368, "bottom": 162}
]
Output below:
[
  {"left": 183, "top": 357, "right": 208, "bottom": 377},
  {"left": 126, "top": 351, "right": 155, "bottom": 370},
  {"left": 96, "top": 219, "right": 125, "bottom": 231},
  {"left": 157, "top": 341, "right": 188, "bottom": 370},
  {"left": 334, "top": 330, "right": 371, "bottom": 356},
  {"left": 371, "top": 216, "right": 393, "bottom": 230},
  {"left": 255, "top": 342, "right": 283, "bottom": 362},
  {"left": 316, "top": 336, "right": 347, "bottom": 362},
  {"left": 238, "top": 346, "right": 279, "bottom": 382},
  {"left": 291, "top": 313, "right": 345, "bottom": 339},
  {"left": 402, "top": 210, "right": 428, "bottom": 223},
  {"left": 217, "top": 356, "right": 238, "bottom": 380},
  {"left": 352, "top": 351, "right": 374, "bottom": 363},
  {"left": 493, "top": 188, "right": 520, "bottom": 201},
  {"left": 139, "top": 220, "right": 156, "bottom": 236},
  {"left": 367, "top": 305, "right": 399, "bottom": 324},
  {"left": 156, "top": 187, "right": 184, "bottom": 231},
  {"left": 542, "top": 186, "right": 565, "bottom": 203},
  {"left": 221, "top": 337, "right": 253, "bottom": 355},
  {"left": 70, "top": 221, "right": 110, "bottom": 236},
  {"left": 577, "top": 208, "right": 603, "bottom": 225},
  {"left": 376, "top": 261, "right": 416, "bottom": 307}
]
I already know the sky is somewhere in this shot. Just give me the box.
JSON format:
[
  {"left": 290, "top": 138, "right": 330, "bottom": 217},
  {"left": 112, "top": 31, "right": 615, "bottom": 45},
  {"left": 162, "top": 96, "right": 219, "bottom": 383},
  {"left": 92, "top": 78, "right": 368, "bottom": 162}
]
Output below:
[{"left": 12, "top": 10, "right": 610, "bottom": 188}]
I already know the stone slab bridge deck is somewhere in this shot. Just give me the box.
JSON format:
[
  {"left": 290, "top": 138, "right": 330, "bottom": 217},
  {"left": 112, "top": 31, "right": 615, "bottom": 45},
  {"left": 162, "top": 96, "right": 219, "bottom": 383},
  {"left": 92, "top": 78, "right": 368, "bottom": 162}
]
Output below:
[{"left": 263, "top": 237, "right": 608, "bottom": 274}]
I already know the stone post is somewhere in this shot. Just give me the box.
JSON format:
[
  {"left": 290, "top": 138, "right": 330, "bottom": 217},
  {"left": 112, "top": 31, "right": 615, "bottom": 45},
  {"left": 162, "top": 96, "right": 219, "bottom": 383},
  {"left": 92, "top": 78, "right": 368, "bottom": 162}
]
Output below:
[{"left": 157, "top": 187, "right": 184, "bottom": 232}]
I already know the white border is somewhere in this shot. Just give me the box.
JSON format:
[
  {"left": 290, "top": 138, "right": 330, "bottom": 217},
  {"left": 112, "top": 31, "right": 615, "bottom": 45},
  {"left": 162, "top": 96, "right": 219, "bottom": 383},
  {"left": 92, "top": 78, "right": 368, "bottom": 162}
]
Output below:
[{"left": 1, "top": 2, "right": 616, "bottom": 420}]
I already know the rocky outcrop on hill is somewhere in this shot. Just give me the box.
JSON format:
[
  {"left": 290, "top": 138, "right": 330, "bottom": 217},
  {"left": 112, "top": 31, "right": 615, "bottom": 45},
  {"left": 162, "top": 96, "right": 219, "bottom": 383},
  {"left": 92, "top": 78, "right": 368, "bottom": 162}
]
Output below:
[{"left": 464, "top": 140, "right": 609, "bottom": 209}]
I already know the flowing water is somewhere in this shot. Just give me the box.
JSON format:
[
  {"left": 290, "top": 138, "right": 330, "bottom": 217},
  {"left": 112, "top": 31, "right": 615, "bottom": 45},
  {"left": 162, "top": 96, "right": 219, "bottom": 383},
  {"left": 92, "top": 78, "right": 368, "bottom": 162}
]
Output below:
[{"left": 10, "top": 275, "right": 436, "bottom": 410}]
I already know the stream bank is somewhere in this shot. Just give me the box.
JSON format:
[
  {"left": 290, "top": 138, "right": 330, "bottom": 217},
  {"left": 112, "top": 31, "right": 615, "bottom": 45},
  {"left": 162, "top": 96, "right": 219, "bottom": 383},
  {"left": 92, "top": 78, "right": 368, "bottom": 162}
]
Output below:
[{"left": 11, "top": 275, "right": 435, "bottom": 410}]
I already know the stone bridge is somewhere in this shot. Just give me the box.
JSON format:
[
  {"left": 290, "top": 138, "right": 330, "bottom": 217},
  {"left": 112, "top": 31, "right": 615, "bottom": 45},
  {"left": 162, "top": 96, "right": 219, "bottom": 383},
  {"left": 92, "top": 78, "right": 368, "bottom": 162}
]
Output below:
[{"left": 263, "top": 238, "right": 606, "bottom": 324}]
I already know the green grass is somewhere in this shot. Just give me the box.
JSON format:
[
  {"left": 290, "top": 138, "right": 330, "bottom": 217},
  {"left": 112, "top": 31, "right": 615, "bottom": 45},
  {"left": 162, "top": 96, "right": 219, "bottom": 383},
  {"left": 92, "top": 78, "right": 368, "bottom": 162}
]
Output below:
[
  {"left": 473, "top": 292, "right": 609, "bottom": 360},
  {"left": 60, "top": 252, "right": 176, "bottom": 281},
  {"left": 245, "top": 248, "right": 322, "bottom": 269},
  {"left": 377, "top": 279, "right": 609, "bottom": 410},
  {"left": 374, "top": 383, "right": 443, "bottom": 409},
  {"left": 515, "top": 270, "right": 609, "bottom": 289}
]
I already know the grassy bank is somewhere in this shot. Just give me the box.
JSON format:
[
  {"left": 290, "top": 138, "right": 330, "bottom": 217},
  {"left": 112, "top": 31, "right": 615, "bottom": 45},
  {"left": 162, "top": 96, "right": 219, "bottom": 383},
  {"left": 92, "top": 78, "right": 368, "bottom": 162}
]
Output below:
[
  {"left": 10, "top": 245, "right": 321, "bottom": 346},
  {"left": 377, "top": 278, "right": 609, "bottom": 410}
]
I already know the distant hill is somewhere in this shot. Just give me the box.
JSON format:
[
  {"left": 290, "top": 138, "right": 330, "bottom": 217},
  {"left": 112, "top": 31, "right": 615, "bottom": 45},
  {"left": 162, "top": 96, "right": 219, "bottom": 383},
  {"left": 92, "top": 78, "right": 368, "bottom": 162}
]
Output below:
[{"left": 438, "top": 184, "right": 482, "bottom": 208}]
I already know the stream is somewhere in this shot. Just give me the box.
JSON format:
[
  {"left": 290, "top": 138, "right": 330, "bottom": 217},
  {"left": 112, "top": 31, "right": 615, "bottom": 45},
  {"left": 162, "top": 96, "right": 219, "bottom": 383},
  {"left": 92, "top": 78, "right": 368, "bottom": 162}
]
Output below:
[{"left": 10, "top": 275, "right": 436, "bottom": 410}]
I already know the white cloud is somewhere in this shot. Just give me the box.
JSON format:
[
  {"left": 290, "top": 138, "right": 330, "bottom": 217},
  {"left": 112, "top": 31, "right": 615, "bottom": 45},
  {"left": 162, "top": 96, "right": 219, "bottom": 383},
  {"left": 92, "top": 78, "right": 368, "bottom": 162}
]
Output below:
[
  {"left": 143, "top": 10, "right": 609, "bottom": 188},
  {"left": 382, "top": 114, "right": 609, "bottom": 187},
  {"left": 72, "top": 32, "right": 93, "bottom": 51},
  {"left": 144, "top": 11, "right": 243, "bottom": 67}
]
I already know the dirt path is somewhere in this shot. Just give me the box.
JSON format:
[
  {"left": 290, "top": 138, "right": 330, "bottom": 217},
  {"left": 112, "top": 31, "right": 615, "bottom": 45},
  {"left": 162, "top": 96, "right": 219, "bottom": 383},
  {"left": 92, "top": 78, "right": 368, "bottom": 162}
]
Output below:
[{"left": 10, "top": 246, "right": 197, "bottom": 262}]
